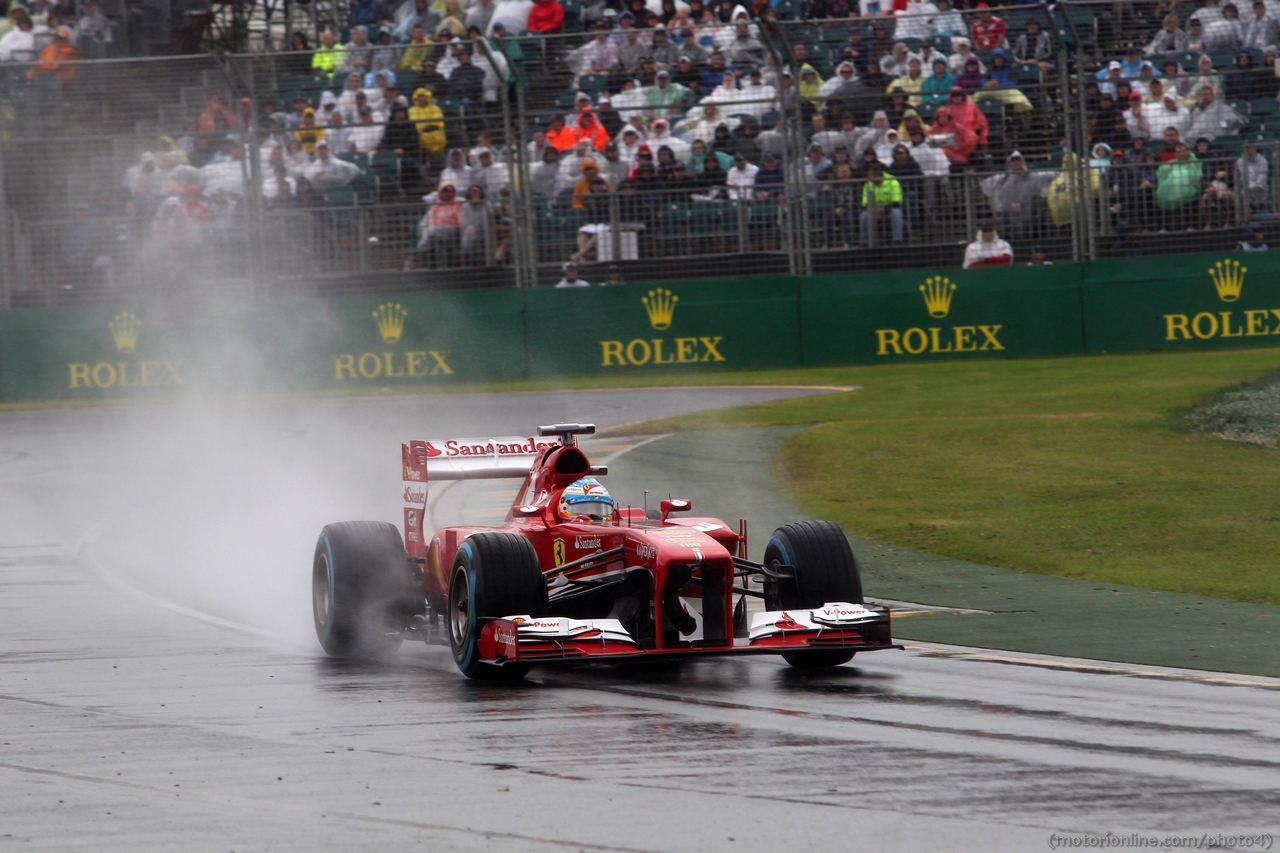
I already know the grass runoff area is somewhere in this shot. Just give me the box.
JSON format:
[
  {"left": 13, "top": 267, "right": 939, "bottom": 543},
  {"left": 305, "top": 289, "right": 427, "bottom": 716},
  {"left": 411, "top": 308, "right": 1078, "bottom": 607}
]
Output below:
[{"left": 602, "top": 347, "right": 1280, "bottom": 675}]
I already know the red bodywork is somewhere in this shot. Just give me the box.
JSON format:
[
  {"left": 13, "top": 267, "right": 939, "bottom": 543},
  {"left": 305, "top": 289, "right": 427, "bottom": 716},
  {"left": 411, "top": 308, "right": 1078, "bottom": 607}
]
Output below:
[{"left": 401, "top": 434, "right": 896, "bottom": 664}]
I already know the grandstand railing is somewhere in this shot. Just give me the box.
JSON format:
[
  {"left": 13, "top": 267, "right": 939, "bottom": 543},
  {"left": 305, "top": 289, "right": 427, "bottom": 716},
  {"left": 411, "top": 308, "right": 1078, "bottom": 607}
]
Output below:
[{"left": 2, "top": 3, "right": 1279, "bottom": 308}]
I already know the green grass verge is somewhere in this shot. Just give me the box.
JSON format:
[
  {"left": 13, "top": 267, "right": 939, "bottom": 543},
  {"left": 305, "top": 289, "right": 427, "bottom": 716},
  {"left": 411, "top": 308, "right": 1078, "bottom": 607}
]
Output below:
[{"left": 621, "top": 348, "right": 1280, "bottom": 607}]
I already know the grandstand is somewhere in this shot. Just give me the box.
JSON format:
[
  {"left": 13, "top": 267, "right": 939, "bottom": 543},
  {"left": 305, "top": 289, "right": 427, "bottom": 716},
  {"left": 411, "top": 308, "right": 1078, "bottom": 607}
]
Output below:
[{"left": 1, "top": 0, "right": 1279, "bottom": 305}]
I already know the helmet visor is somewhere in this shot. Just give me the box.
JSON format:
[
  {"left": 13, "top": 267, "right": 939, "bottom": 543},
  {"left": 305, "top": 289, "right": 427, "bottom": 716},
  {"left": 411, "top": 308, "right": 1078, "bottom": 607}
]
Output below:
[{"left": 564, "top": 498, "right": 614, "bottom": 520}]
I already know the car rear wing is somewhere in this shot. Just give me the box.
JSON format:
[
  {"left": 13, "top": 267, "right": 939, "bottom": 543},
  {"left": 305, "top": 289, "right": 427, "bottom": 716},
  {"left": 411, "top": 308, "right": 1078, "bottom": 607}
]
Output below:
[{"left": 401, "top": 436, "right": 566, "bottom": 483}]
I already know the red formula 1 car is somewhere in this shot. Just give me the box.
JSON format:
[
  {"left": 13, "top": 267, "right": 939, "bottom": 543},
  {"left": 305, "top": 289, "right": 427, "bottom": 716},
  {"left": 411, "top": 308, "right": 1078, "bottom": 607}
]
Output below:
[{"left": 312, "top": 424, "right": 900, "bottom": 679}]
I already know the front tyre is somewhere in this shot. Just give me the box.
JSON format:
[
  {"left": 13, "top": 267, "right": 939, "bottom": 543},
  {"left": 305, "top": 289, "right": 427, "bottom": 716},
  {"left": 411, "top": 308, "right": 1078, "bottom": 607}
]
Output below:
[
  {"left": 313, "top": 521, "right": 418, "bottom": 658},
  {"left": 449, "top": 532, "right": 548, "bottom": 680},
  {"left": 763, "top": 520, "right": 864, "bottom": 670}
]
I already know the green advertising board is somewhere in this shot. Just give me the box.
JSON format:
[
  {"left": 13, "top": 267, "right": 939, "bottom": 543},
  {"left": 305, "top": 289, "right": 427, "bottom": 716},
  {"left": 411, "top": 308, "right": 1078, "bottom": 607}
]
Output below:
[
  {"left": 523, "top": 277, "right": 802, "bottom": 377},
  {"left": 7, "top": 253, "right": 1280, "bottom": 406},
  {"left": 799, "top": 263, "right": 1085, "bottom": 366},
  {"left": 1081, "top": 251, "right": 1280, "bottom": 354},
  {"left": 0, "top": 289, "right": 527, "bottom": 403}
]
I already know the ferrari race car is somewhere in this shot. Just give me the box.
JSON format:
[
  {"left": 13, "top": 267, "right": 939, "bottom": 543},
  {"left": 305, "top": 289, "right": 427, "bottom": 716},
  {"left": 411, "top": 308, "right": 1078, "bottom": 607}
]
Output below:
[{"left": 312, "top": 424, "right": 900, "bottom": 679}]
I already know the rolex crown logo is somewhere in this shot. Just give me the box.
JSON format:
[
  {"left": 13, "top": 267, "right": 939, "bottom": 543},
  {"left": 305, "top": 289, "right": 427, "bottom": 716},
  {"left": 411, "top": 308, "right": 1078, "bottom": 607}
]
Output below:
[
  {"left": 642, "top": 288, "right": 678, "bottom": 330},
  {"left": 372, "top": 302, "right": 408, "bottom": 343},
  {"left": 1209, "top": 260, "right": 1245, "bottom": 302},
  {"left": 919, "top": 276, "right": 956, "bottom": 318},
  {"left": 109, "top": 313, "right": 142, "bottom": 353}
]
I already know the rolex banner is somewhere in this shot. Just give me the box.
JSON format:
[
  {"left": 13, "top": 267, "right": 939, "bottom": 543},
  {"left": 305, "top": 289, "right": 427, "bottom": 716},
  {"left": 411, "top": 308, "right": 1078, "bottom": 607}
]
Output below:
[
  {"left": 523, "top": 276, "right": 803, "bottom": 376},
  {"left": 799, "top": 263, "right": 1085, "bottom": 366},
  {"left": 4, "top": 252, "right": 1280, "bottom": 404},
  {"left": 1082, "top": 253, "right": 1280, "bottom": 353},
  {"left": 0, "top": 289, "right": 527, "bottom": 402}
]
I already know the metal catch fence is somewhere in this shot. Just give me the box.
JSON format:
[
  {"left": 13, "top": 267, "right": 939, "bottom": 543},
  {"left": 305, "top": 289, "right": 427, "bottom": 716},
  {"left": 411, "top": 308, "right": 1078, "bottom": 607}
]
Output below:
[{"left": 2, "top": 2, "right": 1279, "bottom": 307}]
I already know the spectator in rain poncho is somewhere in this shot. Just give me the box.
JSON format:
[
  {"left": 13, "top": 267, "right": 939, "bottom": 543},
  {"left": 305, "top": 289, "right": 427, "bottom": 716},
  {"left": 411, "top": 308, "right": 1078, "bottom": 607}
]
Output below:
[
  {"left": 337, "top": 73, "right": 365, "bottom": 122},
  {"left": 880, "top": 43, "right": 922, "bottom": 79},
  {"left": 393, "top": 0, "right": 440, "bottom": 42},
  {"left": 1200, "top": 5, "right": 1245, "bottom": 51},
  {"left": 0, "top": 13, "right": 43, "bottom": 62},
  {"left": 725, "top": 21, "right": 767, "bottom": 66},
  {"left": 963, "top": 225, "right": 1014, "bottom": 268},
  {"left": 1154, "top": 92, "right": 1193, "bottom": 139},
  {"left": 364, "top": 60, "right": 396, "bottom": 91},
  {"left": 466, "top": 0, "right": 495, "bottom": 35},
  {"left": 262, "top": 165, "right": 296, "bottom": 205},
  {"left": 201, "top": 142, "right": 247, "bottom": 196},
  {"left": 417, "top": 182, "right": 463, "bottom": 264},
  {"left": 616, "top": 127, "right": 645, "bottom": 161},
  {"left": 280, "top": 138, "right": 311, "bottom": 176},
  {"left": 820, "top": 62, "right": 870, "bottom": 114},
  {"left": 648, "top": 119, "right": 691, "bottom": 163},
  {"left": 459, "top": 184, "right": 492, "bottom": 266},
  {"left": 682, "top": 104, "right": 727, "bottom": 145},
  {"left": 470, "top": 148, "right": 510, "bottom": 195},
  {"left": 409, "top": 88, "right": 446, "bottom": 155},
  {"left": 433, "top": 0, "right": 466, "bottom": 36},
  {"left": 157, "top": 136, "right": 189, "bottom": 166},
  {"left": 921, "top": 57, "right": 957, "bottom": 107},
  {"left": 980, "top": 150, "right": 1054, "bottom": 238},
  {"left": 1237, "top": 140, "right": 1269, "bottom": 208},
  {"left": 350, "top": 106, "right": 385, "bottom": 153},
  {"left": 1145, "top": 14, "right": 1190, "bottom": 55},
  {"left": 895, "top": 0, "right": 938, "bottom": 42},
  {"left": 889, "top": 59, "right": 928, "bottom": 107},
  {"left": 294, "top": 108, "right": 326, "bottom": 155},
  {"left": 948, "top": 38, "right": 985, "bottom": 75},
  {"left": 1186, "top": 85, "right": 1246, "bottom": 140},
  {"left": 906, "top": 127, "right": 951, "bottom": 177},
  {"left": 873, "top": 129, "right": 905, "bottom": 166},
  {"left": 304, "top": 140, "right": 363, "bottom": 190},
  {"left": 325, "top": 109, "right": 353, "bottom": 155},
  {"left": 124, "top": 153, "right": 167, "bottom": 201},
  {"left": 437, "top": 148, "right": 474, "bottom": 192},
  {"left": 1013, "top": 17, "right": 1054, "bottom": 73},
  {"left": 645, "top": 70, "right": 693, "bottom": 118},
  {"left": 737, "top": 68, "right": 778, "bottom": 119},
  {"left": 852, "top": 111, "right": 893, "bottom": 160},
  {"left": 557, "top": 139, "right": 597, "bottom": 193},
  {"left": 342, "top": 26, "right": 375, "bottom": 78},
  {"left": 610, "top": 79, "right": 650, "bottom": 124},
  {"left": 528, "top": 146, "right": 562, "bottom": 195},
  {"left": 927, "top": 105, "right": 979, "bottom": 166}
]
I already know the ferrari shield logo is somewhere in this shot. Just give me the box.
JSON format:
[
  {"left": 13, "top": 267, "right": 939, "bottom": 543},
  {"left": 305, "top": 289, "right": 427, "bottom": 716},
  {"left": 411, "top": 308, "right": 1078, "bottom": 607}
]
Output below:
[{"left": 553, "top": 539, "right": 566, "bottom": 567}]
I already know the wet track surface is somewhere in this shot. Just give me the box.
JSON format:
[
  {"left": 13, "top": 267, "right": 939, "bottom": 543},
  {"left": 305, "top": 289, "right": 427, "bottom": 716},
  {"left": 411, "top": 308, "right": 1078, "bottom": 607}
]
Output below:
[{"left": 1, "top": 388, "right": 1278, "bottom": 851}]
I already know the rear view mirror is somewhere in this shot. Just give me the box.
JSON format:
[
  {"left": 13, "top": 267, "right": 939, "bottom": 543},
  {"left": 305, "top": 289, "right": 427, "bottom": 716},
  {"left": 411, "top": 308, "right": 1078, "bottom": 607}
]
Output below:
[{"left": 660, "top": 498, "right": 691, "bottom": 523}]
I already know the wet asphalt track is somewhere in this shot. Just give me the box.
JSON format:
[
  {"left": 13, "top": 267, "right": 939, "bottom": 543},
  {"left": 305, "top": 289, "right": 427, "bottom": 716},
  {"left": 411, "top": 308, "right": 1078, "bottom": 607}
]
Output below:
[{"left": 1, "top": 388, "right": 1279, "bottom": 852}]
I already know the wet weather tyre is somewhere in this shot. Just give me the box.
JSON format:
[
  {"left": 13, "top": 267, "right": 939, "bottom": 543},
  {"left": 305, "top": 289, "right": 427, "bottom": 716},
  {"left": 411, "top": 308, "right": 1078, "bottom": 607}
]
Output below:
[
  {"left": 763, "top": 520, "right": 863, "bottom": 669},
  {"left": 313, "top": 521, "right": 418, "bottom": 658},
  {"left": 449, "top": 532, "right": 548, "bottom": 681}
]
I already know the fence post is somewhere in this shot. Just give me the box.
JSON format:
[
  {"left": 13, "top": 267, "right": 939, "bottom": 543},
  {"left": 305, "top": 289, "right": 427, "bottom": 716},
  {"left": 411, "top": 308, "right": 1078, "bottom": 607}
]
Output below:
[
  {"left": 865, "top": 178, "right": 878, "bottom": 248},
  {"left": 479, "top": 36, "right": 531, "bottom": 288},
  {"left": 0, "top": 151, "right": 9, "bottom": 311}
]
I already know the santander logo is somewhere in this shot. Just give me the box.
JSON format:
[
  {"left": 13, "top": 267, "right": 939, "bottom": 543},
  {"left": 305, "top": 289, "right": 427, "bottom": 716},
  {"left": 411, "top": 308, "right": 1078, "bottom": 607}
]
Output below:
[
  {"left": 404, "top": 486, "right": 426, "bottom": 503},
  {"left": 423, "top": 441, "right": 443, "bottom": 457}
]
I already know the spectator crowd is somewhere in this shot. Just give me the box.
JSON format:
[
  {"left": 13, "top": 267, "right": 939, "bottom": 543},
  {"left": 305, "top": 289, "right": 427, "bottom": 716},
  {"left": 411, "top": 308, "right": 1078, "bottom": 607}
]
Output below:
[{"left": 84, "top": 0, "right": 1280, "bottom": 283}]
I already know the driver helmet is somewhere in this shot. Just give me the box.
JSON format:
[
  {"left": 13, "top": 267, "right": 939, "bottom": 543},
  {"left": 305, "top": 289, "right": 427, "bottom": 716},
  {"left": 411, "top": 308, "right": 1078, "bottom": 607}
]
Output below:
[{"left": 558, "top": 478, "right": 614, "bottom": 523}]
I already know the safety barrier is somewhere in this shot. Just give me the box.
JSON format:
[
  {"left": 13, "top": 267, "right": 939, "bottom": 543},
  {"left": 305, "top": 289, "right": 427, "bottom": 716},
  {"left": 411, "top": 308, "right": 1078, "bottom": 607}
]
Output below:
[{"left": 2, "top": 249, "right": 1278, "bottom": 403}]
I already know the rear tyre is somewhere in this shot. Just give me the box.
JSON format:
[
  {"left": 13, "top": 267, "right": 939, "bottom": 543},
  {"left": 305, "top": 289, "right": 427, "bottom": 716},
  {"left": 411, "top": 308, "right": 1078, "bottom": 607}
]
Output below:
[
  {"left": 313, "top": 521, "right": 419, "bottom": 658},
  {"left": 763, "top": 520, "right": 863, "bottom": 669},
  {"left": 448, "top": 532, "right": 549, "bottom": 681}
]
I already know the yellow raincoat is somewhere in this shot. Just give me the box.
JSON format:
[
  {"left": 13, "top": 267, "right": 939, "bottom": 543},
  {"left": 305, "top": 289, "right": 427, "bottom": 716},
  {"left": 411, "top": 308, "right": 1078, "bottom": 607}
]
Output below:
[
  {"left": 1046, "top": 152, "right": 1100, "bottom": 227},
  {"left": 409, "top": 88, "right": 446, "bottom": 154},
  {"left": 797, "top": 63, "right": 823, "bottom": 110}
]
